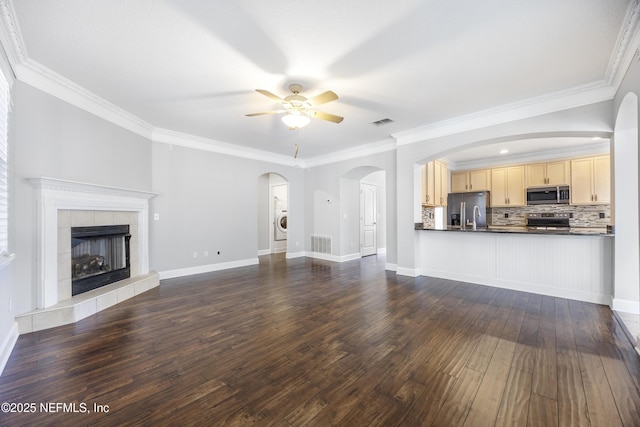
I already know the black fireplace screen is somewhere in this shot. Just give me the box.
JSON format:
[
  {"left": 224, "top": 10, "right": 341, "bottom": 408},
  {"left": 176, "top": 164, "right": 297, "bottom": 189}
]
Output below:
[{"left": 71, "top": 225, "right": 131, "bottom": 296}]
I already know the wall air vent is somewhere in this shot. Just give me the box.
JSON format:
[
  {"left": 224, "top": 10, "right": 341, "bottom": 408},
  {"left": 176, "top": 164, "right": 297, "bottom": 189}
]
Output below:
[
  {"left": 311, "top": 234, "right": 332, "bottom": 254},
  {"left": 371, "top": 118, "right": 394, "bottom": 126}
]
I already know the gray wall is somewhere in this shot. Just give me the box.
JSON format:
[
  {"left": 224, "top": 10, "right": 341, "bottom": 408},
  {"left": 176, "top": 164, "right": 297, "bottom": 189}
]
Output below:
[
  {"left": 2, "top": 81, "right": 153, "bottom": 347},
  {"left": 150, "top": 142, "right": 305, "bottom": 273},
  {"left": 305, "top": 151, "right": 397, "bottom": 263}
]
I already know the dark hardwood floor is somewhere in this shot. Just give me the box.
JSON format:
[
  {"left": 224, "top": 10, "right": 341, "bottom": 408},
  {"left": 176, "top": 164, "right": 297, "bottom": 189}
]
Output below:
[{"left": 1, "top": 254, "right": 640, "bottom": 426}]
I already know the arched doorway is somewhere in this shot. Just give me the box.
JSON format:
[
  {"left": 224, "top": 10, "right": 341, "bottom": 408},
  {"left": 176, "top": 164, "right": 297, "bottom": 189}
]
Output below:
[
  {"left": 257, "top": 173, "right": 288, "bottom": 256},
  {"left": 340, "top": 167, "right": 387, "bottom": 259}
]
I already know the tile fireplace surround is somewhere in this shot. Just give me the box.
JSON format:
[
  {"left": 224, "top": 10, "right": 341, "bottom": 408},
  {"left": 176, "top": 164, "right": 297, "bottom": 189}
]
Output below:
[{"left": 18, "top": 178, "right": 159, "bottom": 333}]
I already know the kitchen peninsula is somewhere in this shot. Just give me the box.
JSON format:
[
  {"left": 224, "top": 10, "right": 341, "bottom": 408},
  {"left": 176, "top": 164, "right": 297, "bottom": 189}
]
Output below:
[{"left": 415, "top": 224, "right": 613, "bottom": 305}]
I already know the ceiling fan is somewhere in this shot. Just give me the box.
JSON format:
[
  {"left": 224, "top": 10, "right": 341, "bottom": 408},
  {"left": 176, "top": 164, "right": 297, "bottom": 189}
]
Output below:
[{"left": 246, "top": 83, "right": 344, "bottom": 129}]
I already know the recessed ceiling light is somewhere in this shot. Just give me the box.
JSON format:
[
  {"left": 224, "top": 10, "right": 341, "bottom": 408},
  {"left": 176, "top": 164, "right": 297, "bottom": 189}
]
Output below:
[
  {"left": 592, "top": 136, "right": 603, "bottom": 140},
  {"left": 499, "top": 149, "right": 509, "bottom": 154}
]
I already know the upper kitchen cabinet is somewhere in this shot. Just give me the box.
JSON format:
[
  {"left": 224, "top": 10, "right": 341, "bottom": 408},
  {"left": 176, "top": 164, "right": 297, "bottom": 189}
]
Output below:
[
  {"left": 570, "top": 155, "right": 610, "bottom": 205},
  {"left": 490, "top": 165, "right": 525, "bottom": 207},
  {"left": 451, "top": 169, "right": 491, "bottom": 193},
  {"left": 525, "top": 160, "right": 570, "bottom": 187},
  {"left": 422, "top": 160, "right": 448, "bottom": 206}
]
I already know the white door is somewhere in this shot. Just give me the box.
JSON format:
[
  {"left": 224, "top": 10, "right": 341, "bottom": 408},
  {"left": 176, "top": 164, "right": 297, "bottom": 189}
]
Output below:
[{"left": 361, "top": 182, "right": 377, "bottom": 257}]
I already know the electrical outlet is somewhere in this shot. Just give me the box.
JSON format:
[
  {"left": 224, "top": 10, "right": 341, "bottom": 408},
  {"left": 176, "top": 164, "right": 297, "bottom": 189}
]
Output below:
[
  {"left": 153, "top": 213, "right": 160, "bottom": 221},
  {"left": 504, "top": 213, "right": 509, "bottom": 218},
  {"left": 599, "top": 212, "right": 605, "bottom": 219}
]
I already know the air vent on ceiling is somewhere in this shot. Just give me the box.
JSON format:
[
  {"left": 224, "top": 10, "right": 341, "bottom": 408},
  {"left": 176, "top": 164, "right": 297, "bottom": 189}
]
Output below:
[{"left": 371, "top": 118, "right": 394, "bottom": 126}]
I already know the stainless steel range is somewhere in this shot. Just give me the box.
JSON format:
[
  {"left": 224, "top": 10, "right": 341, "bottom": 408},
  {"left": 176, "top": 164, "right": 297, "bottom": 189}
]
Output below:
[{"left": 526, "top": 213, "right": 571, "bottom": 230}]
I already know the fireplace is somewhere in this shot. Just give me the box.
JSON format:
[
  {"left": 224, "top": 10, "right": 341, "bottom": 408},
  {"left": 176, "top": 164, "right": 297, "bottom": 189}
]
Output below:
[{"left": 71, "top": 225, "right": 131, "bottom": 296}]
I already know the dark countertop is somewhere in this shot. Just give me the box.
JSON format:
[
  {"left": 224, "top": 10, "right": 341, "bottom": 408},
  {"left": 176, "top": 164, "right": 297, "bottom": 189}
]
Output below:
[{"left": 414, "top": 223, "right": 614, "bottom": 237}]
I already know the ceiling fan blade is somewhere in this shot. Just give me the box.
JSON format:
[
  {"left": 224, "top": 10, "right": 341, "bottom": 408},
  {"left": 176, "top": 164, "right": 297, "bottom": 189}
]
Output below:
[
  {"left": 255, "top": 89, "right": 285, "bottom": 102},
  {"left": 307, "top": 91, "right": 338, "bottom": 107},
  {"left": 245, "top": 110, "right": 286, "bottom": 117},
  {"left": 312, "top": 110, "right": 344, "bottom": 123}
]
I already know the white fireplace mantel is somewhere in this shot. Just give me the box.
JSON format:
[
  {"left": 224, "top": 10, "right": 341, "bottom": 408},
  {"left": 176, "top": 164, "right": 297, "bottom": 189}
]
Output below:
[{"left": 28, "top": 177, "right": 157, "bottom": 308}]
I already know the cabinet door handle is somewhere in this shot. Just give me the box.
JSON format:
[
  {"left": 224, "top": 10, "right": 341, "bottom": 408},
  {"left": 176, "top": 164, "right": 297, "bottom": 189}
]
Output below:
[
  {"left": 470, "top": 184, "right": 472, "bottom": 190},
  {"left": 591, "top": 194, "right": 594, "bottom": 201},
  {"left": 595, "top": 194, "right": 597, "bottom": 202}
]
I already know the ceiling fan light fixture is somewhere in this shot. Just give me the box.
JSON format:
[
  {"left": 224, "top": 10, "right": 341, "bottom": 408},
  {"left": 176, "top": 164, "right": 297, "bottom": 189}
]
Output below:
[{"left": 282, "top": 111, "right": 311, "bottom": 129}]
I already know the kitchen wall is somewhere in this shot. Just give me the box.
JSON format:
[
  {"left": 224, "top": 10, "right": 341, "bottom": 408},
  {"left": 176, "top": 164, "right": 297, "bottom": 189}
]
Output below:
[
  {"left": 422, "top": 204, "right": 611, "bottom": 228},
  {"left": 397, "top": 100, "right": 615, "bottom": 273},
  {"left": 489, "top": 204, "right": 611, "bottom": 228}
]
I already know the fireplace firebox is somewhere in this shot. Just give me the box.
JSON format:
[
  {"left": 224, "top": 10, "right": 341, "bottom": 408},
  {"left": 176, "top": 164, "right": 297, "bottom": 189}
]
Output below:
[{"left": 71, "top": 225, "right": 131, "bottom": 296}]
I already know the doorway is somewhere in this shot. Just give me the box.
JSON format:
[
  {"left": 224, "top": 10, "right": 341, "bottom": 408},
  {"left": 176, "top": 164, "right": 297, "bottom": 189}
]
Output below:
[
  {"left": 360, "top": 182, "right": 377, "bottom": 257},
  {"left": 257, "top": 173, "right": 288, "bottom": 256}
]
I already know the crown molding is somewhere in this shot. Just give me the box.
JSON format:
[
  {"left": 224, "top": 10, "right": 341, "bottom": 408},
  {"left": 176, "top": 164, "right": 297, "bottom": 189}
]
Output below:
[
  {"left": 0, "top": 0, "right": 26, "bottom": 66},
  {"left": 393, "top": 81, "right": 616, "bottom": 146},
  {"left": 303, "top": 138, "right": 397, "bottom": 168},
  {"left": 608, "top": 0, "right": 640, "bottom": 89},
  {"left": 151, "top": 128, "right": 303, "bottom": 168},
  {"left": 446, "top": 142, "right": 611, "bottom": 171}
]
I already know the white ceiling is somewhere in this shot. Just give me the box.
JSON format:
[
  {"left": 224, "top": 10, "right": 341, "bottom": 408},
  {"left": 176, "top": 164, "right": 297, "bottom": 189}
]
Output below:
[{"left": 1, "top": 0, "right": 638, "bottom": 162}]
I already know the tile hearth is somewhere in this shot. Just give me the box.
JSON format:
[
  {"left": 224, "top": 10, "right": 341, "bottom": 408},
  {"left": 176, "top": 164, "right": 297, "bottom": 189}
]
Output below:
[{"left": 16, "top": 272, "right": 159, "bottom": 334}]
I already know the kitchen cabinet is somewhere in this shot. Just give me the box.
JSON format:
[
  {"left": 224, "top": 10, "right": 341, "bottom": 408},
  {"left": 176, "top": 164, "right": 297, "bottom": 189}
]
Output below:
[
  {"left": 451, "top": 169, "right": 490, "bottom": 193},
  {"left": 525, "top": 160, "right": 570, "bottom": 187},
  {"left": 422, "top": 160, "right": 448, "bottom": 206},
  {"left": 570, "top": 155, "right": 610, "bottom": 205},
  {"left": 490, "top": 166, "right": 525, "bottom": 207}
]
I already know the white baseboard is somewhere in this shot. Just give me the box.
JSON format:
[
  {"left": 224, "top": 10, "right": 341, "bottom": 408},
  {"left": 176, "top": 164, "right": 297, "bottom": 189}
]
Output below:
[
  {"left": 612, "top": 298, "right": 640, "bottom": 314},
  {"left": 306, "top": 252, "right": 362, "bottom": 263},
  {"left": 257, "top": 249, "right": 270, "bottom": 256},
  {"left": 159, "top": 258, "right": 259, "bottom": 280},
  {"left": 377, "top": 247, "right": 387, "bottom": 255},
  {"left": 340, "top": 253, "right": 362, "bottom": 262},
  {"left": 422, "top": 268, "right": 612, "bottom": 306},
  {"left": 285, "top": 251, "right": 305, "bottom": 259},
  {"left": 0, "top": 322, "right": 19, "bottom": 376},
  {"left": 385, "top": 263, "right": 397, "bottom": 272},
  {"left": 397, "top": 266, "right": 420, "bottom": 277}
]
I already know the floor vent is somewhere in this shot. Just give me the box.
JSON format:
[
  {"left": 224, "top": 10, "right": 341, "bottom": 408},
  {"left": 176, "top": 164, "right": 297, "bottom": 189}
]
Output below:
[{"left": 311, "top": 234, "right": 332, "bottom": 254}]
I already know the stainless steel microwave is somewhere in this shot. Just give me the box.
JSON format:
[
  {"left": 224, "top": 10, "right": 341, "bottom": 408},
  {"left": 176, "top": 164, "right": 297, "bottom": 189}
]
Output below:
[{"left": 526, "top": 186, "right": 570, "bottom": 205}]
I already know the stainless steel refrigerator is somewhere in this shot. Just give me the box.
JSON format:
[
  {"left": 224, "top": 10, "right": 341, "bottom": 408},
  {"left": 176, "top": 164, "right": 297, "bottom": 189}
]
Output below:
[{"left": 447, "top": 191, "right": 489, "bottom": 229}]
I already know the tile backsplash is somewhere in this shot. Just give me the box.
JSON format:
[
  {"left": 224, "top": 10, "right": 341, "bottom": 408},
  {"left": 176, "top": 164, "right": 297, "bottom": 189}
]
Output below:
[{"left": 422, "top": 204, "right": 611, "bottom": 228}]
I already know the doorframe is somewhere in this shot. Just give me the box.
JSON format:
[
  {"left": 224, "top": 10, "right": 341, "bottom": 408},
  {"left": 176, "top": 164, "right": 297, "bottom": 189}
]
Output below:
[{"left": 360, "top": 181, "right": 378, "bottom": 257}]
